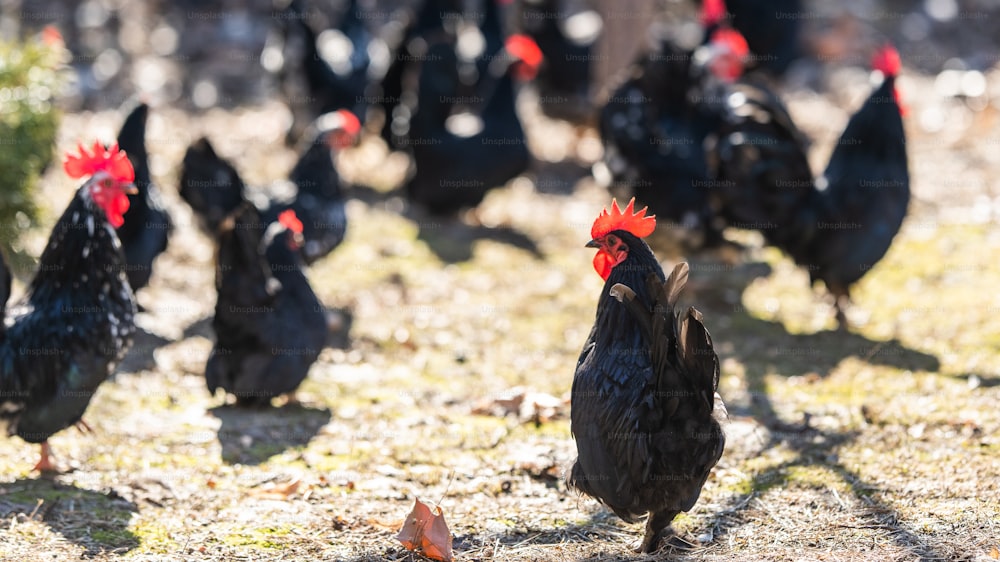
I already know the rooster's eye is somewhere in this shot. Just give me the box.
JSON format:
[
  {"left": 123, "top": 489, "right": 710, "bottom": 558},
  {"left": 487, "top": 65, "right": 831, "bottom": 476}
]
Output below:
[{"left": 606, "top": 235, "right": 619, "bottom": 247}]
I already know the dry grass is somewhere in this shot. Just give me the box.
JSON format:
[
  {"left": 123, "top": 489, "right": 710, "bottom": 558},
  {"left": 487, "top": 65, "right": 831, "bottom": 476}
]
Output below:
[{"left": 1, "top": 64, "right": 999, "bottom": 562}]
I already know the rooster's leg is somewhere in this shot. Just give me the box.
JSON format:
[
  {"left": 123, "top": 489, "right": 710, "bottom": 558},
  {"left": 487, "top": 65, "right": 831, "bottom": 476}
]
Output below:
[
  {"left": 282, "top": 392, "right": 300, "bottom": 406},
  {"left": 835, "top": 305, "right": 848, "bottom": 331},
  {"left": 637, "top": 509, "right": 678, "bottom": 553},
  {"left": 829, "top": 284, "right": 851, "bottom": 331},
  {"left": 32, "top": 442, "right": 58, "bottom": 473}
]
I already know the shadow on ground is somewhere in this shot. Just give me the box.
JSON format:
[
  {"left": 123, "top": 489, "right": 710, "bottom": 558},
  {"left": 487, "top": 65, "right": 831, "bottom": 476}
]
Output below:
[
  {"left": 0, "top": 478, "right": 138, "bottom": 556},
  {"left": 345, "top": 183, "right": 545, "bottom": 263},
  {"left": 209, "top": 403, "right": 332, "bottom": 465},
  {"left": 416, "top": 220, "right": 543, "bottom": 264},
  {"left": 689, "top": 258, "right": 950, "bottom": 560},
  {"left": 118, "top": 325, "right": 172, "bottom": 373}
]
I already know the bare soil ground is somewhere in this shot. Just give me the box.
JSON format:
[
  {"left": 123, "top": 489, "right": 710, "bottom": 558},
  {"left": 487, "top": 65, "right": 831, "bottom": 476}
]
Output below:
[{"left": 1, "top": 60, "right": 999, "bottom": 562}]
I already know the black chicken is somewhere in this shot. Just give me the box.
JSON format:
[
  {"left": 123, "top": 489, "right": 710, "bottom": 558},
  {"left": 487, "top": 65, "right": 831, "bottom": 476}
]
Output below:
[
  {"left": 377, "top": 0, "right": 464, "bottom": 150},
  {"left": 0, "top": 142, "right": 137, "bottom": 472},
  {"left": 461, "top": 0, "right": 507, "bottom": 93},
  {"left": 781, "top": 45, "right": 909, "bottom": 328},
  {"left": 115, "top": 102, "right": 172, "bottom": 294},
  {"left": 705, "top": 77, "right": 814, "bottom": 251},
  {"left": 405, "top": 34, "right": 541, "bottom": 214},
  {"left": 521, "top": 0, "right": 603, "bottom": 125},
  {"left": 179, "top": 138, "right": 247, "bottom": 236},
  {"left": 262, "top": 110, "right": 360, "bottom": 265},
  {"left": 724, "top": 0, "right": 802, "bottom": 76},
  {"left": 275, "top": 0, "right": 387, "bottom": 141},
  {"left": 206, "top": 205, "right": 326, "bottom": 406},
  {"left": 596, "top": 8, "right": 748, "bottom": 245},
  {"left": 180, "top": 111, "right": 359, "bottom": 262},
  {"left": 570, "top": 198, "right": 724, "bottom": 553},
  {"left": 0, "top": 251, "right": 9, "bottom": 333}
]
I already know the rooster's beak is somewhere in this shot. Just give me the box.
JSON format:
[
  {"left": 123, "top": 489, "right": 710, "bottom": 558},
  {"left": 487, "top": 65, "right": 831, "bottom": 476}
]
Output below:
[{"left": 585, "top": 239, "right": 601, "bottom": 249}]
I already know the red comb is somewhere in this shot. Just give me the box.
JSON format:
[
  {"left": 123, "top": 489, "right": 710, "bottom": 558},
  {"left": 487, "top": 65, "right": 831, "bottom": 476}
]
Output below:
[
  {"left": 872, "top": 44, "right": 901, "bottom": 77},
  {"left": 591, "top": 198, "right": 656, "bottom": 240},
  {"left": 701, "top": 0, "right": 726, "bottom": 27},
  {"left": 711, "top": 27, "right": 749, "bottom": 59},
  {"left": 41, "top": 25, "right": 64, "bottom": 47},
  {"left": 335, "top": 109, "right": 361, "bottom": 137},
  {"left": 505, "top": 35, "right": 543, "bottom": 68},
  {"left": 278, "top": 209, "right": 304, "bottom": 234},
  {"left": 63, "top": 141, "right": 135, "bottom": 184}
]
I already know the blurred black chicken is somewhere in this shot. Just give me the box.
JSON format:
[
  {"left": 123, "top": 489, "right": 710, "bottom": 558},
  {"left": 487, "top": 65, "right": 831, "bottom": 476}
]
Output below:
[
  {"left": 570, "top": 198, "right": 724, "bottom": 553},
  {"left": 705, "top": 78, "right": 813, "bottom": 251},
  {"left": 520, "top": 0, "right": 603, "bottom": 126},
  {"left": 405, "top": 34, "right": 541, "bottom": 214},
  {"left": 377, "top": 0, "right": 463, "bottom": 150},
  {"left": 180, "top": 111, "right": 359, "bottom": 263},
  {"left": 724, "top": 0, "right": 802, "bottom": 76},
  {"left": 271, "top": 0, "right": 389, "bottom": 142},
  {"left": 0, "top": 251, "right": 10, "bottom": 330},
  {"left": 115, "top": 102, "right": 172, "bottom": 294},
  {"left": 459, "top": 0, "right": 508, "bottom": 94},
  {"left": 206, "top": 204, "right": 326, "bottom": 406},
  {"left": 179, "top": 138, "right": 247, "bottom": 236},
  {"left": 0, "top": 142, "right": 137, "bottom": 472},
  {"left": 780, "top": 45, "right": 909, "bottom": 328},
  {"left": 596, "top": 2, "right": 747, "bottom": 246},
  {"left": 262, "top": 110, "right": 361, "bottom": 265}
]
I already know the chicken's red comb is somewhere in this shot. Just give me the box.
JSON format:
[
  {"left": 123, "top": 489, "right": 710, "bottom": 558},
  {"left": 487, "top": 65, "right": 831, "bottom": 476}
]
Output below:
[
  {"left": 701, "top": 0, "right": 726, "bottom": 27},
  {"left": 278, "top": 209, "right": 304, "bottom": 234},
  {"left": 63, "top": 141, "right": 135, "bottom": 184},
  {"left": 591, "top": 198, "right": 656, "bottom": 240},
  {"left": 335, "top": 109, "right": 361, "bottom": 137},
  {"left": 41, "top": 25, "right": 64, "bottom": 47},
  {"left": 872, "top": 44, "right": 901, "bottom": 77},
  {"left": 711, "top": 27, "right": 749, "bottom": 59},
  {"left": 505, "top": 35, "right": 543, "bottom": 68}
]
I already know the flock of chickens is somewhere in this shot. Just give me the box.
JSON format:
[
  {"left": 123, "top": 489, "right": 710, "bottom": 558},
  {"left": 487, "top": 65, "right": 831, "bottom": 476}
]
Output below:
[{"left": 0, "top": 0, "right": 911, "bottom": 553}]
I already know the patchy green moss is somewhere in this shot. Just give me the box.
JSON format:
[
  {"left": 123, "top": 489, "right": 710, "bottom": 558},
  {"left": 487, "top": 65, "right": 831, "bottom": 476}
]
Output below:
[
  {"left": 220, "top": 525, "right": 300, "bottom": 549},
  {"left": 129, "top": 522, "right": 178, "bottom": 554}
]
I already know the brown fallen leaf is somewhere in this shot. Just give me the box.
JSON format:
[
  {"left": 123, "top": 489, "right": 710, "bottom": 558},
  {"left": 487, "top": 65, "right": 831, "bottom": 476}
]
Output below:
[
  {"left": 989, "top": 545, "right": 999, "bottom": 560},
  {"left": 248, "top": 478, "right": 302, "bottom": 500},
  {"left": 395, "top": 498, "right": 453, "bottom": 562},
  {"left": 472, "top": 386, "right": 527, "bottom": 417},
  {"left": 471, "top": 386, "right": 567, "bottom": 424}
]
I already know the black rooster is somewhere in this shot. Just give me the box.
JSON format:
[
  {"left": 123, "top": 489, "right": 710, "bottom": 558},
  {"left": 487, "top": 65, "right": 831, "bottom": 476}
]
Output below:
[
  {"left": 206, "top": 205, "right": 326, "bottom": 406},
  {"left": 405, "top": 35, "right": 541, "bottom": 214},
  {"left": 0, "top": 142, "right": 137, "bottom": 472},
  {"left": 570, "top": 198, "right": 724, "bottom": 553},
  {"left": 782, "top": 45, "right": 909, "bottom": 328},
  {"left": 115, "top": 102, "right": 172, "bottom": 294}
]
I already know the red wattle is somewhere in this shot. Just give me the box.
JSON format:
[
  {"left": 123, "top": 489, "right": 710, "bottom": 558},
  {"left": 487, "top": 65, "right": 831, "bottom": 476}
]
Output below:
[{"left": 593, "top": 251, "right": 618, "bottom": 281}]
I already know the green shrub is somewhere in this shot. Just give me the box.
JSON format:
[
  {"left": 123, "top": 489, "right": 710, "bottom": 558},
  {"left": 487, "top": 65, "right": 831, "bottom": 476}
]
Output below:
[{"left": 0, "top": 28, "right": 67, "bottom": 259}]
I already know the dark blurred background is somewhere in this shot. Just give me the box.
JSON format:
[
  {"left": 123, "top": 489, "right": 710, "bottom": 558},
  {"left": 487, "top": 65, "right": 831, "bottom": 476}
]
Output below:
[{"left": 2, "top": 0, "right": 998, "bottom": 112}]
